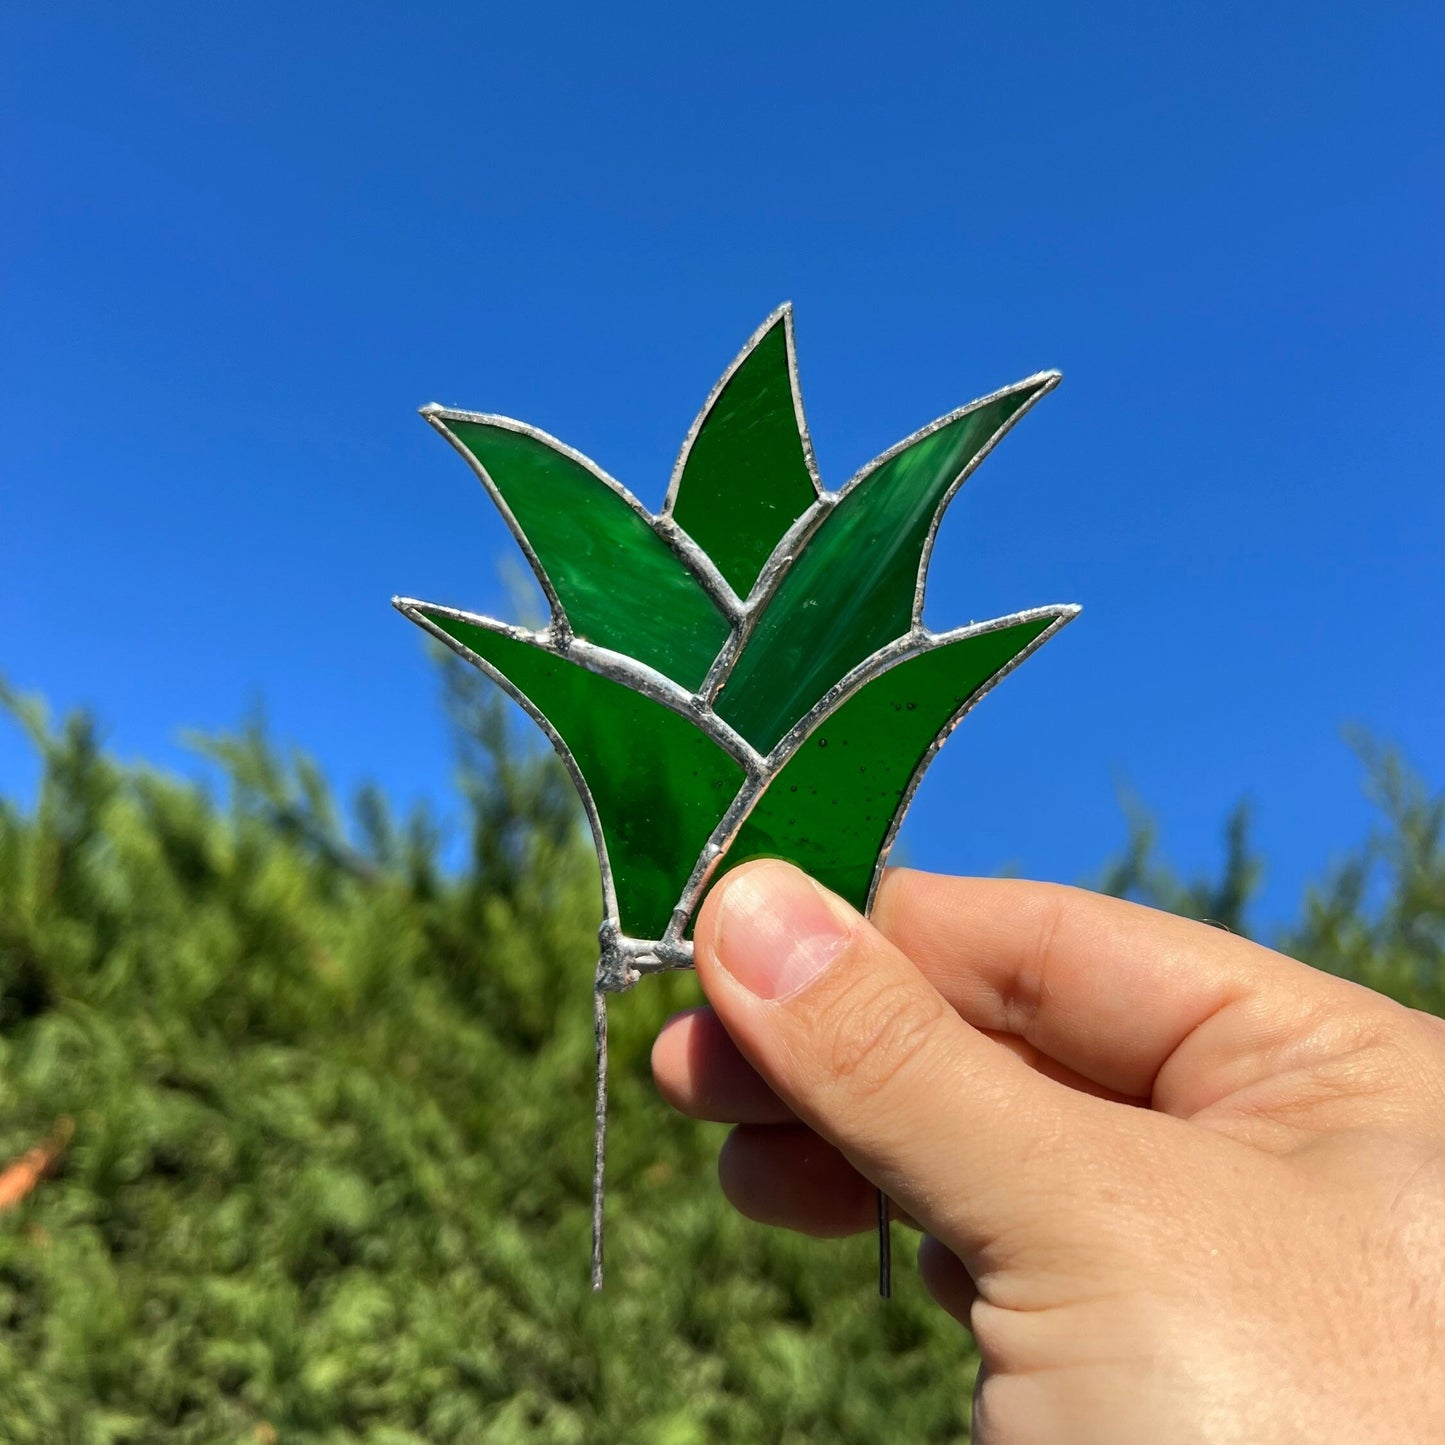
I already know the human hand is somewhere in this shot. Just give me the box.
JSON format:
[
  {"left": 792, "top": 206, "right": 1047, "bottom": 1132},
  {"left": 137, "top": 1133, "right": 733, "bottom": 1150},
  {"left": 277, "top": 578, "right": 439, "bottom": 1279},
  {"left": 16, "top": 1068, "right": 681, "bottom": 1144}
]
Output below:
[{"left": 652, "top": 862, "right": 1445, "bottom": 1443}]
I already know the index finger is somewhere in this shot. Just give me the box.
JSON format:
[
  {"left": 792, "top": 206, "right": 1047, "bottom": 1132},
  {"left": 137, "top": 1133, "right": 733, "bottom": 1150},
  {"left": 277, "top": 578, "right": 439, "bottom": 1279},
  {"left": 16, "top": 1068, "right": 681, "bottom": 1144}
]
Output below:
[{"left": 870, "top": 869, "right": 1376, "bottom": 1112}]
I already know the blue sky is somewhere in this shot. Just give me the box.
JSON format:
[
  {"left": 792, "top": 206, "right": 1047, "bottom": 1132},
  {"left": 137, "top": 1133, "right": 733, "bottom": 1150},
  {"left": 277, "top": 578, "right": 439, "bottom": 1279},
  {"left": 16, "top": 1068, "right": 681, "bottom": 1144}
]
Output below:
[{"left": 4, "top": 1, "right": 1442, "bottom": 930}]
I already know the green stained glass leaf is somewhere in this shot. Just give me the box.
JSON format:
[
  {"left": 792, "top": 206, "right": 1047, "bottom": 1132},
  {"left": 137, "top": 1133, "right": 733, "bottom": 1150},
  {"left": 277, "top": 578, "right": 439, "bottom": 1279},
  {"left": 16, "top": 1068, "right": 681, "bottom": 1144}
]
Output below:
[
  {"left": 668, "top": 306, "right": 819, "bottom": 597},
  {"left": 428, "top": 412, "right": 733, "bottom": 692},
  {"left": 714, "top": 373, "right": 1058, "bottom": 752},
  {"left": 401, "top": 602, "right": 747, "bottom": 941},
  {"left": 698, "top": 610, "right": 1072, "bottom": 924},
  {"left": 395, "top": 306, "right": 1080, "bottom": 1289}
]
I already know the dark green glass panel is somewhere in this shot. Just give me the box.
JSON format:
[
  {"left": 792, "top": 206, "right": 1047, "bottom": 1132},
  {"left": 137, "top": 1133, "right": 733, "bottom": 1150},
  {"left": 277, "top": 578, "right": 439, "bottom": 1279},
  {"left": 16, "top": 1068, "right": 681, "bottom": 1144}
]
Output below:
[
  {"left": 697, "top": 615, "right": 1060, "bottom": 925},
  {"left": 419, "top": 607, "right": 747, "bottom": 940},
  {"left": 442, "top": 419, "right": 732, "bottom": 691},
  {"left": 671, "top": 315, "right": 817, "bottom": 597},
  {"left": 715, "top": 379, "right": 1052, "bottom": 752}
]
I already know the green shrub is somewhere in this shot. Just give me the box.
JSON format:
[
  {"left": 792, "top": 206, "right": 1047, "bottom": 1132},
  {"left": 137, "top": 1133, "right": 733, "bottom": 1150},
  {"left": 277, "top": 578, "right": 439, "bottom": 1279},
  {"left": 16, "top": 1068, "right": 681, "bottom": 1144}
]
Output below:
[{"left": 0, "top": 669, "right": 1439, "bottom": 1443}]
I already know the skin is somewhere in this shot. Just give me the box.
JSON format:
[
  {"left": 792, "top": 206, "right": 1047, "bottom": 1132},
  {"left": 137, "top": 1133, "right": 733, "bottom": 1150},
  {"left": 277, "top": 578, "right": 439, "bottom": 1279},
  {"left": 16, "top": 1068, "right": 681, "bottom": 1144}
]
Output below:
[{"left": 651, "top": 861, "right": 1445, "bottom": 1443}]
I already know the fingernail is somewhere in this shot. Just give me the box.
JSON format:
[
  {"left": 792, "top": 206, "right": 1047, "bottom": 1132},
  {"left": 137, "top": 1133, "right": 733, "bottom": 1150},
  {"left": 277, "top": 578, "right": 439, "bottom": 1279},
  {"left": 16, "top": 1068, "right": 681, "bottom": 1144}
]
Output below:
[{"left": 712, "top": 863, "right": 854, "bottom": 1001}]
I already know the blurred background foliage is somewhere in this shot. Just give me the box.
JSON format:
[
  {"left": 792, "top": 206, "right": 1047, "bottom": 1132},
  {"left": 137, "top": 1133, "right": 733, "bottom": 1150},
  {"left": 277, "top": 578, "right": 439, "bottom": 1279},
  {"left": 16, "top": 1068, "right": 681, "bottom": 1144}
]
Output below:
[{"left": 0, "top": 659, "right": 1440, "bottom": 1444}]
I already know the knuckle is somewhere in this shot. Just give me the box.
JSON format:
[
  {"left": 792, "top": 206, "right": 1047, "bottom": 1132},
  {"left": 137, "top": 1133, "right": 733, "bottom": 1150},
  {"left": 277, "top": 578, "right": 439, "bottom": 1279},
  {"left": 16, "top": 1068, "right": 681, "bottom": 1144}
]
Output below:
[
  {"left": 814, "top": 971, "right": 949, "bottom": 1108},
  {"left": 1001, "top": 888, "right": 1065, "bottom": 1039}
]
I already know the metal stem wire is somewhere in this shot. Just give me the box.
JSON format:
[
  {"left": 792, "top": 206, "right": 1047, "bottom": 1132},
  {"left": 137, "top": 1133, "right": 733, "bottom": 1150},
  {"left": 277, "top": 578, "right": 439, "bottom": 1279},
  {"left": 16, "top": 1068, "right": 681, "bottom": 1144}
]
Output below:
[
  {"left": 591, "top": 968, "right": 892, "bottom": 1296},
  {"left": 591, "top": 986, "right": 608, "bottom": 1291},
  {"left": 877, "top": 1188, "right": 891, "bottom": 1297}
]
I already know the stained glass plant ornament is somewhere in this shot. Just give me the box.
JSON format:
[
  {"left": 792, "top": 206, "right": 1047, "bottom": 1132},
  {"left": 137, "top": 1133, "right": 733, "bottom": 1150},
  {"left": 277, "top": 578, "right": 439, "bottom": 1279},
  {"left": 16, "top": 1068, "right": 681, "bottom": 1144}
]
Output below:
[{"left": 395, "top": 305, "right": 1080, "bottom": 1292}]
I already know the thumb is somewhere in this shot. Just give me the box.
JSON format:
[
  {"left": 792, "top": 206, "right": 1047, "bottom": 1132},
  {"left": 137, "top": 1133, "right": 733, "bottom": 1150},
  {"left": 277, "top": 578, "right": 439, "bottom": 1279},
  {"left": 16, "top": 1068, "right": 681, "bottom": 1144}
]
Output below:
[{"left": 693, "top": 859, "right": 1159, "bottom": 1278}]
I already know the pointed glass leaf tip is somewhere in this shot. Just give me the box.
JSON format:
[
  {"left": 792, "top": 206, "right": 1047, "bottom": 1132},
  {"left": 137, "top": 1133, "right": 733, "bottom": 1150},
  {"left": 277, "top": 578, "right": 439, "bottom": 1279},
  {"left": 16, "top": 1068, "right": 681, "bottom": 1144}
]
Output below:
[
  {"left": 400, "top": 601, "right": 747, "bottom": 940},
  {"left": 669, "top": 305, "right": 819, "bottom": 598},
  {"left": 716, "top": 372, "right": 1060, "bottom": 752},
  {"left": 424, "top": 411, "right": 731, "bottom": 691},
  {"left": 695, "top": 608, "right": 1073, "bottom": 927}
]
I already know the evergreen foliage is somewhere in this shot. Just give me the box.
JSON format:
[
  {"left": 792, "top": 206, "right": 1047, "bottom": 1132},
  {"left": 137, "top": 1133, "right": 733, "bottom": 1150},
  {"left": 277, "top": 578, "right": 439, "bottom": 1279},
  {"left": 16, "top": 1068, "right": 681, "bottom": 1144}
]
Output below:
[{"left": 0, "top": 666, "right": 1440, "bottom": 1443}]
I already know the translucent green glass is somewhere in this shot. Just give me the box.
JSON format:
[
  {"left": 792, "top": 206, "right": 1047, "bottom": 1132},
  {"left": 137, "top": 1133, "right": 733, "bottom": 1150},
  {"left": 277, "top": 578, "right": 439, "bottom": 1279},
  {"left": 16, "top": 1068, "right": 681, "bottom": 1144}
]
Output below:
[
  {"left": 701, "top": 615, "right": 1056, "bottom": 920},
  {"left": 671, "top": 315, "right": 816, "bottom": 598},
  {"left": 445, "top": 419, "right": 732, "bottom": 691},
  {"left": 400, "top": 315, "right": 1078, "bottom": 1292},
  {"left": 715, "top": 381, "right": 1050, "bottom": 752},
  {"left": 420, "top": 607, "right": 747, "bottom": 940}
]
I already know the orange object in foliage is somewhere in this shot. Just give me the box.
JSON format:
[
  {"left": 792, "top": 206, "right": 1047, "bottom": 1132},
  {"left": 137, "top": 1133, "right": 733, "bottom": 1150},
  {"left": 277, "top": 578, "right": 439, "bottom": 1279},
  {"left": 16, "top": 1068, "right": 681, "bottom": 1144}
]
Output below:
[{"left": 0, "top": 1118, "right": 73, "bottom": 1211}]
